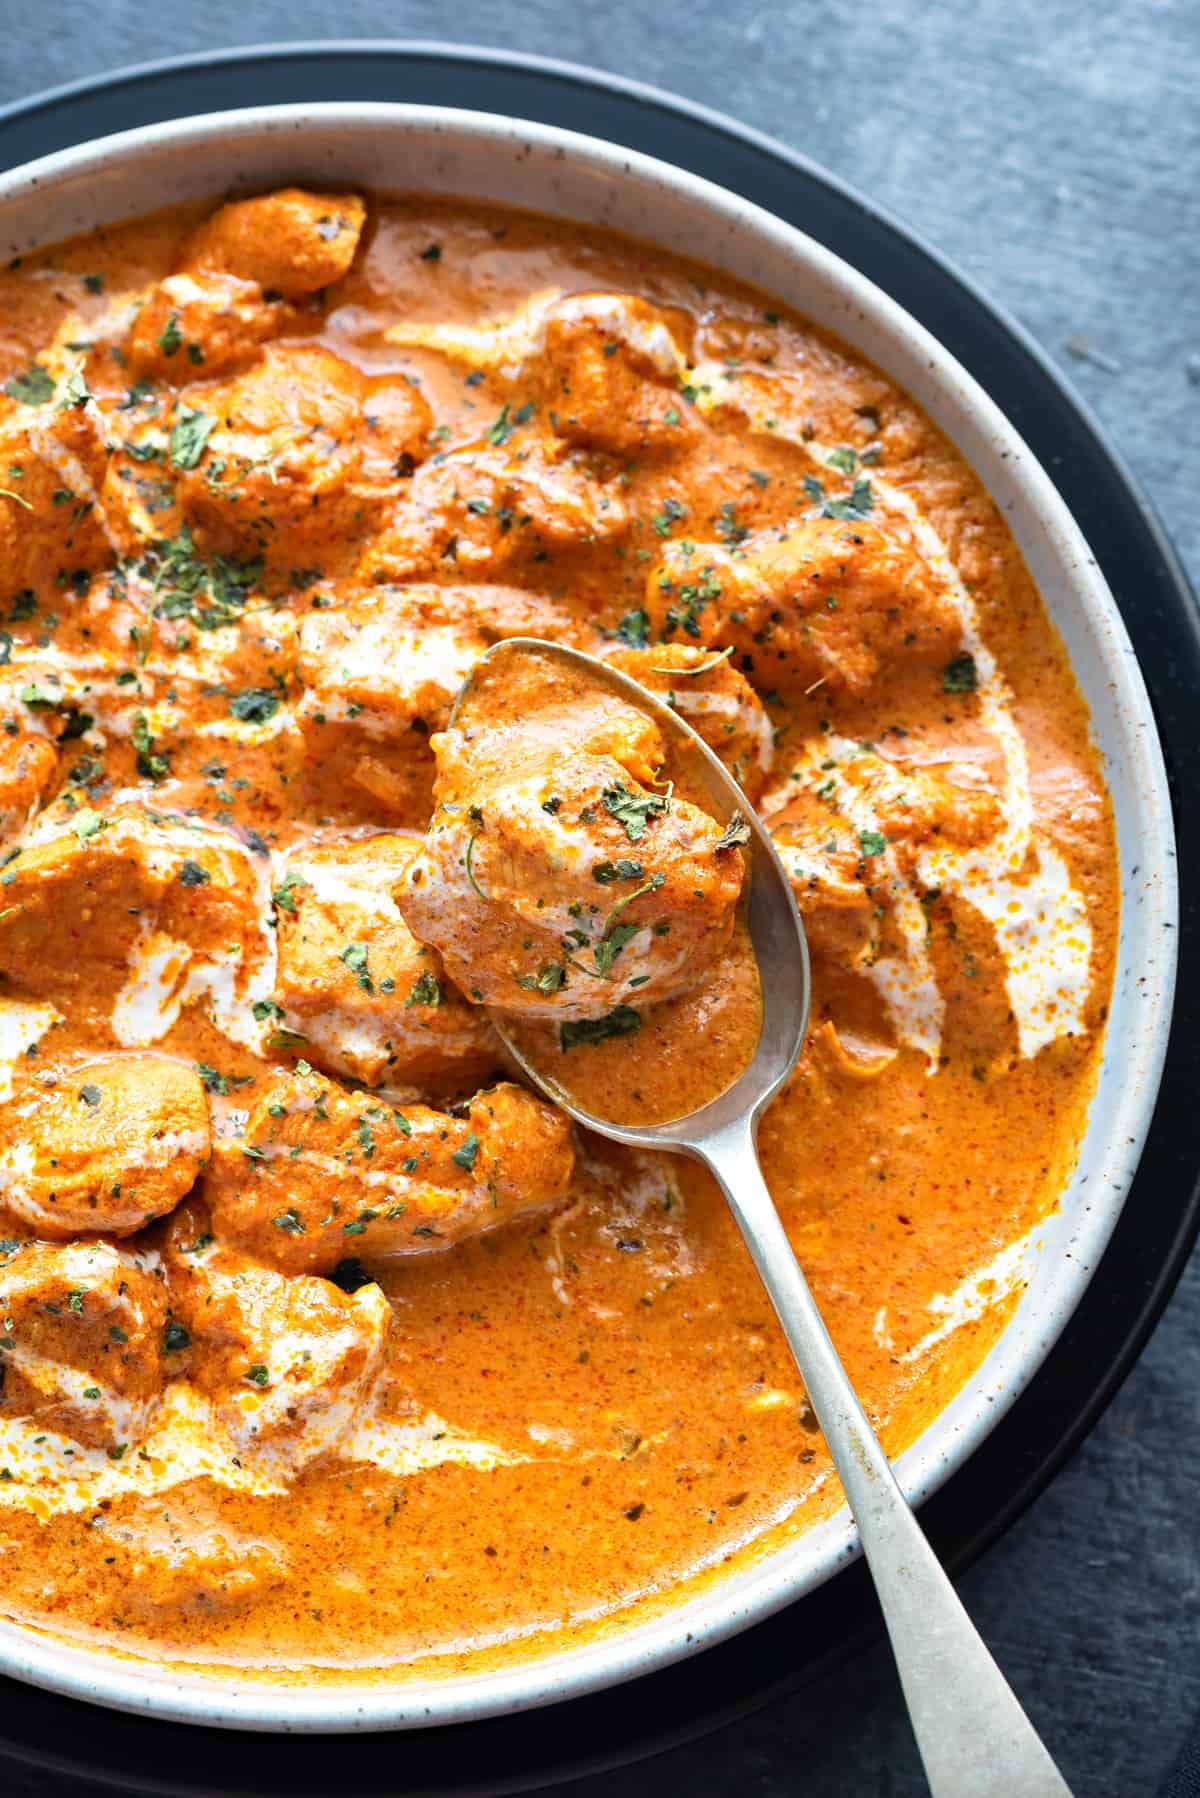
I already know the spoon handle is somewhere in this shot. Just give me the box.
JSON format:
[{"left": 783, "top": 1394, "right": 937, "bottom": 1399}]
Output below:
[{"left": 703, "top": 1121, "right": 1072, "bottom": 1797}]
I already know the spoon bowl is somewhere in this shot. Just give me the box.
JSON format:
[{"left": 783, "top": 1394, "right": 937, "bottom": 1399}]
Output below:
[
  {"left": 454, "top": 637, "right": 811, "bottom": 1149},
  {"left": 458, "top": 636, "right": 1072, "bottom": 1798}
]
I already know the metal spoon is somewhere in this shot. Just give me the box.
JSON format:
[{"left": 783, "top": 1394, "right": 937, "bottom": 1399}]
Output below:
[{"left": 467, "top": 638, "right": 1072, "bottom": 1798}]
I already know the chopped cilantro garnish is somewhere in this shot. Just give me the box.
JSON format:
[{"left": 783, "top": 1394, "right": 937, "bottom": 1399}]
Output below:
[
  {"left": 19, "top": 682, "right": 61, "bottom": 709},
  {"left": 451, "top": 1132, "right": 480, "bottom": 1171},
  {"left": 272, "top": 869, "right": 308, "bottom": 914},
  {"left": 818, "top": 478, "right": 874, "bottom": 521},
  {"left": 716, "top": 500, "right": 749, "bottom": 546},
  {"left": 4, "top": 365, "right": 54, "bottom": 406},
  {"left": 592, "top": 858, "right": 645, "bottom": 884},
  {"left": 560, "top": 1006, "right": 642, "bottom": 1051},
  {"left": 131, "top": 712, "right": 169, "bottom": 782},
  {"left": 715, "top": 813, "right": 752, "bottom": 851},
  {"left": 168, "top": 408, "right": 215, "bottom": 470},
  {"left": 157, "top": 313, "right": 183, "bottom": 357},
  {"left": 487, "top": 402, "right": 534, "bottom": 446},
  {"left": 58, "top": 369, "right": 91, "bottom": 411},
  {"left": 942, "top": 653, "right": 979, "bottom": 694},
  {"left": 594, "top": 922, "right": 640, "bottom": 976},
  {"left": 340, "top": 941, "right": 373, "bottom": 993},
  {"left": 119, "top": 377, "right": 159, "bottom": 412},
  {"left": 406, "top": 970, "right": 442, "bottom": 1007},
  {"left": 651, "top": 496, "right": 687, "bottom": 537},
  {"left": 601, "top": 781, "right": 670, "bottom": 843},
  {"left": 228, "top": 687, "right": 280, "bottom": 724},
  {"left": 138, "top": 524, "right": 259, "bottom": 632},
  {"left": 616, "top": 608, "right": 650, "bottom": 648}
]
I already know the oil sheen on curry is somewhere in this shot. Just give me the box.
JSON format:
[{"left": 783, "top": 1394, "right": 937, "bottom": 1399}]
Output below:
[{"left": 0, "top": 186, "right": 1115, "bottom": 1681}]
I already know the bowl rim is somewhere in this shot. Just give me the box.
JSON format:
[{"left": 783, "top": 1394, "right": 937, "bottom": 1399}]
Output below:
[{"left": 0, "top": 98, "right": 1178, "bottom": 1733}]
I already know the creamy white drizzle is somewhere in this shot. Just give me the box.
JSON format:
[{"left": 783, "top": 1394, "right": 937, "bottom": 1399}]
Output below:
[
  {"left": 341, "top": 1409, "right": 524, "bottom": 1476},
  {"left": 384, "top": 288, "right": 685, "bottom": 385},
  {"left": 383, "top": 288, "right": 562, "bottom": 376},
  {"left": 897, "top": 1230, "right": 1034, "bottom": 1364}
]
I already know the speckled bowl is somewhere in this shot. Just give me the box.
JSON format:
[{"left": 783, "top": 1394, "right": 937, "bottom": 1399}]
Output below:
[{"left": 0, "top": 104, "right": 1177, "bottom": 1732}]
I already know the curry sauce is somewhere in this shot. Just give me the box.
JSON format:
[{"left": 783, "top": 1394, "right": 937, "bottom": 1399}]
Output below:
[{"left": 0, "top": 187, "right": 1116, "bottom": 1680}]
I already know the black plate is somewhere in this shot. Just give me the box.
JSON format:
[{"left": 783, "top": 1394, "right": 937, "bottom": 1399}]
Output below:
[{"left": 0, "top": 42, "right": 1196, "bottom": 1798}]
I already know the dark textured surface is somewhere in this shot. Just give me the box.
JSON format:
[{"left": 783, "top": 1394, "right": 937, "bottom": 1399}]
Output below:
[{"left": 0, "top": 11, "right": 1198, "bottom": 1797}]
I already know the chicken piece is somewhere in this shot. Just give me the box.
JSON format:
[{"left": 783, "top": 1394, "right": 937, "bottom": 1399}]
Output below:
[
  {"left": 0, "top": 1238, "right": 167, "bottom": 1449},
  {"left": 0, "top": 729, "right": 58, "bottom": 847},
  {"left": 0, "top": 402, "right": 117, "bottom": 599},
  {"left": 607, "top": 642, "right": 774, "bottom": 801},
  {"left": 0, "top": 811, "right": 268, "bottom": 1022},
  {"left": 532, "top": 292, "right": 694, "bottom": 455},
  {"left": 203, "top": 1067, "right": 575, "bottom": 1275},
  {"left": 125, "top": 272, "right": 312, "bottom": 382},
  {"left": 383, "top": 289, "right": 559, "bottom": 375},
  {"left": 361, "top": 432, "right": 628, "bottom": 582},
  {"left": 769, "top": 791, "right": 881, "bottom": 966},
  {"left": 0, "top": 1054, "right": 210, "bottom": 1237},
  {"left": 179, "top": 189, "right": 367, "bottom": 297},
  {"left": 768, "top": 751, "right": 1003, "bottom": 967},
  {"left": 402, "top": 753, "right": 743, "bottom": 1017},
  {"left": 93, "top": 1493, "right": 290, "bottom": 1618},
  {"left": 151, "top": 598, "right": 297, "bottom": 702},
  {"left": 398, "top": 649, "right": 744, "bottom": 1017},
  {"left": 294, "top": 584, "right": 477, "bottom": 826},
  {"left": 297, "top": 584, "right": 489, "bottom": 740},
  {"left": 162, "top": 1200, "right": 388, "bottom": 1474},
  {"left": 839, "top": 754, "right": 1003, "bottom": 856},
  {"left": 272, "top": 834, "right": 499, "bottom": 1088},
  {"left": 645, "top": 515, "right": 961, "bottom": 696},
  {"left": 295, "top": 582, "right": 587, "bottom": 824},
  {"left": 297, "top": 581, "right": 584, "bottom": 739},
  {"left": 172, "top": 344, "right": 431, "bottom": 570}
]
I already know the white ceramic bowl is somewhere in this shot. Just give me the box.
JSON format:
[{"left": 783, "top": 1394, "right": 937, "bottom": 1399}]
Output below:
[{"left": 0, "top": 103, "right": 1177, "bottom": 1732}]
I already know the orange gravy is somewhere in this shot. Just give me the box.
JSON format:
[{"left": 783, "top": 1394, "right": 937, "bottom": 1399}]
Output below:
[{"left": 0, "top": 188, "right": 1116, "bottom": 1681}]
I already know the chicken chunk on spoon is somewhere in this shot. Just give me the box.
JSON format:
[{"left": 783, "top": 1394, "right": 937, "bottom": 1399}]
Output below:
[{"left": 398, "top": 642, "right": 745, "bottom": 1019}]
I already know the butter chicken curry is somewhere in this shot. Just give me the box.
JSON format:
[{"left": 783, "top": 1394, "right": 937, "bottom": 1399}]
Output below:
[{"left": 0, "top": 187, "right": 1115, "bottom": 1681}]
